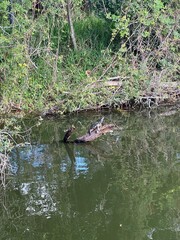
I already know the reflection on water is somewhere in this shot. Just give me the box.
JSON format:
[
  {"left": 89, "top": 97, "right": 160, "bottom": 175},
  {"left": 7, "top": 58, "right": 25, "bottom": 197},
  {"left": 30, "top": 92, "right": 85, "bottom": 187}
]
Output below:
[{"left": 0, "top": 110, "right": 180, "bottom": 240}]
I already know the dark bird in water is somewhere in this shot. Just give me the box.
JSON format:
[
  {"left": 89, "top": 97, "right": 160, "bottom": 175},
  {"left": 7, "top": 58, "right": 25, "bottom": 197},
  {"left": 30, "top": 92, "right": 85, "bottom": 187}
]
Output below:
[{"left": 88, "top": 116, "right": 104, "bottom": 135}]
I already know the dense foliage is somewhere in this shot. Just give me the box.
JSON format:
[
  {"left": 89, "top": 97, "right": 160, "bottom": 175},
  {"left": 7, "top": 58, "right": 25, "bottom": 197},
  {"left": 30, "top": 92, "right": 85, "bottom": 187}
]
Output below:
[{"left": 0, "top": 0, "right": 179, "bottom": 113}]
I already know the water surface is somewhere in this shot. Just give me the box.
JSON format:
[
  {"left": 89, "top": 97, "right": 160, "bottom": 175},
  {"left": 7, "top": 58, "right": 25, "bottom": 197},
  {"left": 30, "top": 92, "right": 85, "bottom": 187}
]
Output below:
[{"left": 1, "top": 110, "right": 180, "bottom": 240}]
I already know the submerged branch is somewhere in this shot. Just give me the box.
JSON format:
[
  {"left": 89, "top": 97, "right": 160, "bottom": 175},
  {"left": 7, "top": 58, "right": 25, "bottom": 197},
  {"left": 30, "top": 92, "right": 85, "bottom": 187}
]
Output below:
[
  {"left": 63, "top": 124, "right": 115, "bottom": 143},
  {"left": 75, "top": 124, "right": 115, "bottom": 143},
  {"left": 63, "top": 125, "right": 76, "bottom": 143}
]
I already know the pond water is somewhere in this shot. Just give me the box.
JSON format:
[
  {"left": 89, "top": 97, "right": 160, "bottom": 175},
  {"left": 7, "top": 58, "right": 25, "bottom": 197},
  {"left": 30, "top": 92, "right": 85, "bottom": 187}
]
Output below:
[{"left": 0, "top": 109, "right": 180, "bottom": 240}]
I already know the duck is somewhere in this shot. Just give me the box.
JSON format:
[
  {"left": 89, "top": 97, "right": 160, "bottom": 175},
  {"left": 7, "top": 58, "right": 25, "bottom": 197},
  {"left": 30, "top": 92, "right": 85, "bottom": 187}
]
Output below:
[{"left": 88, "top": 116, "right": 104, "bottom": 135}]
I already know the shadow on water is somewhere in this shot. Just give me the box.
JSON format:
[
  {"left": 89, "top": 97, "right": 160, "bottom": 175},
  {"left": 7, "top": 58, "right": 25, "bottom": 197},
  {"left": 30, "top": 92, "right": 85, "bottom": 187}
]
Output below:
[{"left": 0, "top": 110, "right": 180, "bottom": 240}]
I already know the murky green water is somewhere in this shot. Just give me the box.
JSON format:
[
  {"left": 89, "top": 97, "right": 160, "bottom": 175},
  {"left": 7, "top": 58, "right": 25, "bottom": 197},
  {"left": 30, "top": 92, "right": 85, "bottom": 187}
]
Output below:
[{"left": 1, "top": 110, "right": 180, "bottom": 240}]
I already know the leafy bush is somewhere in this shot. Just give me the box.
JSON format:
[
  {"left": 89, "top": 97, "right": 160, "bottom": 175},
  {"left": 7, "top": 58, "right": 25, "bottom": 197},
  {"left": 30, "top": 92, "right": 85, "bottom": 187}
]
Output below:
[{"left": 0, "top": 0, "right": 179, "bottom": 113}]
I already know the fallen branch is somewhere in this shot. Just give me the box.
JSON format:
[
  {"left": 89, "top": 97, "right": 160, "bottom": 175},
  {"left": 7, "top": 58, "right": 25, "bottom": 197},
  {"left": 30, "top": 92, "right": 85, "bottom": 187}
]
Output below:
[
  {"left": 86, "top": 80, "right": 123, "bottom": 89},
  {"left": 63, "top": 124, "right": 115, "bottom": 143},
  {"left": 75, "top": 124, "right": 115, "bottom": 143},
  {"left": 63, "top": 125, "right": 75, "bottom": 143}
]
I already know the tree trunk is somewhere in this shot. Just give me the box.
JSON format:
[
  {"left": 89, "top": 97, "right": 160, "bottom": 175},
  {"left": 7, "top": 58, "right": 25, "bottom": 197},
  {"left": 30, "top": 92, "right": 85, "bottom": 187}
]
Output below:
[
  {"left": 8, "top": 0, "right": 14, "bottom": 24},
  {"left": 66, "top": 0, "right": 77, "bottom": 50}
]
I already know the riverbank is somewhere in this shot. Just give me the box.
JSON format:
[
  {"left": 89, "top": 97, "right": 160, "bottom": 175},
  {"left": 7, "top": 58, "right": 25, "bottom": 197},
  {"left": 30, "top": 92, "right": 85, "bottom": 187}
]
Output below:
[
  {"left": 0, "top": 0, "right": 179, "bottom": 179},
  {"left": 0, "top": 79, "right": 179, "bottom": 117},
  {"left": 0, "top": 93, "right": 179, "bottom": 188},
  {"left": 0, "top": 1, "right": 179, "bottom": 117}
]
